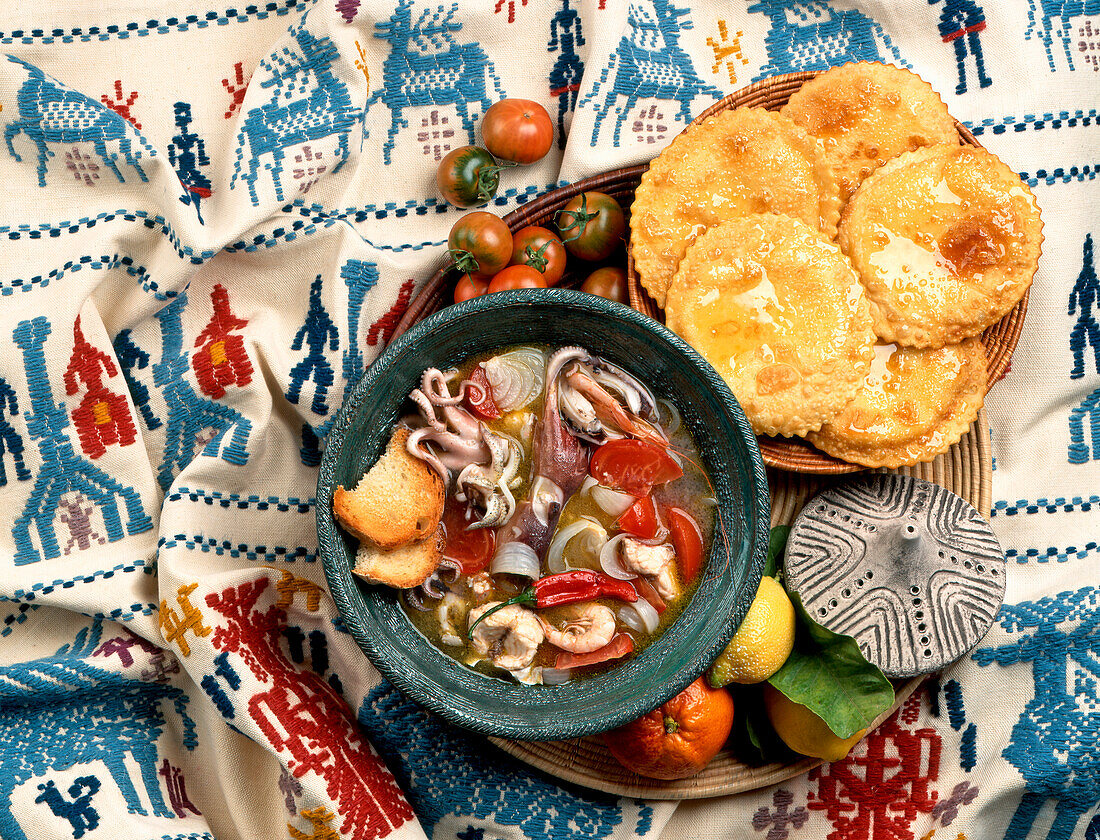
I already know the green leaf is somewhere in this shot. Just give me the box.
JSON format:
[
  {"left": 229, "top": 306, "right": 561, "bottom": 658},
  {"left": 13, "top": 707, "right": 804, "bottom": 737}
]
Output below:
[
  {"left": 767, "top": 589, "right": 894, "bottom": 739},
  {"left": 728, "top": 685, "right": 798, "bottom": 766},
  {"left": 763, "top": 525, "right": 789, "bottom": 579}
]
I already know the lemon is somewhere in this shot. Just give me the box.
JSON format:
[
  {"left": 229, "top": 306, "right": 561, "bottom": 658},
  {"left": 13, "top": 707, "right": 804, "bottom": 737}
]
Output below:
[
  {"left": 763, "top": 684, "right": 867, "bottom": 762},
  {"left": 706, "top": 575, "right": 795, "bottom": 686}
]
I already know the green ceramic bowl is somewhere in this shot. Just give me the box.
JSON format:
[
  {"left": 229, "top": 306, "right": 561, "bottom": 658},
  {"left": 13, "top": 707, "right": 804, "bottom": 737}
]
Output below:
[{"left": 317, "top": 288, "right": 769, "bottom": 741}]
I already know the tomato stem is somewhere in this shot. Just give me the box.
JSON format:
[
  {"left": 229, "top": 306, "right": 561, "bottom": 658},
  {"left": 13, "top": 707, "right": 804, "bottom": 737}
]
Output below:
[
  {"left": 448, "top": 248, "right": 482, "bottom": 276},
  {"left": 524, "top": 240, "right": 552, "bottom": 272},
  {"left": 556, "top": 193, "right": 599, "bottom": 245},
  {"left": 476, "top": 164, "right": 505, "bottom": 203}
]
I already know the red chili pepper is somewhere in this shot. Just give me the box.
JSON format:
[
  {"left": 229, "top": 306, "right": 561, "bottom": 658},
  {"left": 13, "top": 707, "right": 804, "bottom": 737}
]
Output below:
[{"left": 467, "top": 570, "right": 637, "bottom": 637}]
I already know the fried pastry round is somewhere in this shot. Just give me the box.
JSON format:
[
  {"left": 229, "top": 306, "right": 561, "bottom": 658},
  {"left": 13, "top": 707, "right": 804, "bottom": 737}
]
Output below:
[
  {"left": 631, "top": 107, "right": 841, "bottom": 307},
  {"left": 807, "top": 338, "right": 987, "bottom": 468},
  {"left": 839, "top": 145, "right": 1043, "bottom": 348},
  {"left": 664, "top": 215, "right": 875, "bottom": 438},
  {"left": 781, "top": 62, "right": 960, "bottom": 201}
]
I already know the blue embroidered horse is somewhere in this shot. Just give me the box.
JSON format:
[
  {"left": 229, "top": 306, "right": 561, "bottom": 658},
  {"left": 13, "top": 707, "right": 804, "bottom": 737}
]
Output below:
[
  {"left": 1027, "top": 0, "right": 1100, "bottom": 71},
  {"left": 747, "top": 0, "right": 905, "bottom": 79},
  {"left": 152, "top": 292, "right": 252, "bottom": 491},
  {"left": 231, "top": 15, "right": 362, "bottom": 205},
  {"left": 0, "top": 623, "right": 197, "bottom": 840},
  {"left": 34, "top": 777, "right": 101, "bottom": 839},
  {"left": 578, "top": 0, "right": 722, "bottom": 147},
  {"left": 4, "top": 57, "right": 157, "bottom": 188},
  {"left": 11, "top": 317, "right": 151, "bottom": 566},
  {"left": 367, "top": 1, "right": 506, "bottom": 165},
  {"left": 973, "top": 587, "right": 1100, "bottom": 840}
]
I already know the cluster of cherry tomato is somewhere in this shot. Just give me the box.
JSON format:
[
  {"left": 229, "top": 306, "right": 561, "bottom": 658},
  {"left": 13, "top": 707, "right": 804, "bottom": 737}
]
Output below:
[{"left": 435, "top": 98, "right": 631, "bottom": 305}]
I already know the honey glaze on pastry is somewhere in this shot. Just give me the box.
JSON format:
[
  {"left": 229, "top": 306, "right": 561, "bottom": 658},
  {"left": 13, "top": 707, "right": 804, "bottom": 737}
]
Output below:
[
  {"left": 839, "top": 144, "right": 1043, "bottom": 348},
  {"left": 664, "top": 215, "right": 874, "bottom": 438},
  {"left": 631, "top": 107, "right": 841, "bottom": 307},
  {"left": 807, "top": 338, "right": 987, "bottom": 468},
  {"left": 781, "top": 62, "right": 960, "bottom": 201}
]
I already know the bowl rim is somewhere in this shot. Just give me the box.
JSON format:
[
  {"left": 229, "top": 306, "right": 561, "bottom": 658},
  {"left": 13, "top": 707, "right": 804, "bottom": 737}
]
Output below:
[{"left": 317, "top": 288, "right": 770, "bottom": 740}]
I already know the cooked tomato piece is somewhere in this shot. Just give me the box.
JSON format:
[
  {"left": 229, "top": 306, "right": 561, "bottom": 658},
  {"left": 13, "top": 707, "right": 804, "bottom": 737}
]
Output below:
[
  {"left": 669, "top": 507, "right": 704, "bottom": 584},
  {"left": 633, "top": 576, "right": 666, "bottom": 614},
  {"left": 590, "top": 439, "right": 683, "bottom": 496},
  {"left": 616, "top": 496, "right": 659, "bottom": 539},
  {"left": 554, "top": 633, "right": 634, "bottom": 670},
  {"left": 464, "top": 364, "right": 501, "bottom": 420},
  {"left": 441, "top": 501, "right": 496, "bottom": 574}
]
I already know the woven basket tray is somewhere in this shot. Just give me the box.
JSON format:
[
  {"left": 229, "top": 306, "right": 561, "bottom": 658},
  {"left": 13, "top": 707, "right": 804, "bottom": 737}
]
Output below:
[{"left": 625, "top": 71, "right": 1028, "bottom": 473}]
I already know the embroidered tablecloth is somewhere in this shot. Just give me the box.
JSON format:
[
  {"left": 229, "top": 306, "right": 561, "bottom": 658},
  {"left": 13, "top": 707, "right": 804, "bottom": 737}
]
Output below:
[{"left": 0, "top": 1, "right": 1096, "bottom": 838}]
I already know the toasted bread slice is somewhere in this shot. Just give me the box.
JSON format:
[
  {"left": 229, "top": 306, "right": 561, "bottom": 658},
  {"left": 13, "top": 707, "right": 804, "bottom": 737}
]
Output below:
[
  {"left": 353, "top": 524, "right": 444, "bottom": 589},
  {"left": 333, "top": 427, "right": 445, "bottom": 550}
]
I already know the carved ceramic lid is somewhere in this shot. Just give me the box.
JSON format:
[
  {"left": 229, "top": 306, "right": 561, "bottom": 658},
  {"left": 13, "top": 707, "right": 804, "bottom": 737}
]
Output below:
[{"left": 785, "top": 474, "right": 1005, "bottom": 678}]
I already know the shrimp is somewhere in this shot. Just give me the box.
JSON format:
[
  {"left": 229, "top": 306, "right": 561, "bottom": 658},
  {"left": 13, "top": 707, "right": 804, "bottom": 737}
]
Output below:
[
  {"left": 619, "top": 538, "right": 680, "bottom": 602},
  {"left": 466, "top": 572, "right": 495, "bottom": 605},
  {"left": 467, "top": 602, "right": 545, "bottom": 670},
  {"left": 537, "top": 602, "right": 616, "bottom": 653}
]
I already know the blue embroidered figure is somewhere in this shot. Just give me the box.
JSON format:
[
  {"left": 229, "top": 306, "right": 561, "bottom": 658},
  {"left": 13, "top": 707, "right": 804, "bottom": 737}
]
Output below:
[
  {"left": 231, "top": 11, "right": 362, "bottom": 205},
  {"left": 579, "top": 0, "right": 722, "bottom": 147},
  {"left": 1069, "top": 235, "right": 1100, "bottom": 463},
  {"left": 748, "top": 0, "right": 905, "bottom": 80},
  {"left": 3, "top": 57, "right": 156, "bottom": 188},
  {"left": 973, "top": 587, "right": 1100, "bottom": 840},
  {"left": 152, "top": 292, "right": 252, "bottom": 491},
  {"left": 0, "top": 622, "right": 198, "bottom": 840},
  {"left": 1027, "top": 0, "right": 1100, "bottom": 71},
  {"left": 112, "top": 329, "right": 162, "bottom": 432},
  {"left": 0, "top": 377, "right": 31, "bottom": 487},
  {"left": 34, "top": 777, "right": 101, "bottom": 839},
  {"left": 168, "top": 101, "right": 212, "bottom": 224},
  {"left": 548, "top": 0, "right": 585, "bottom": 149},
  {"left": 368, "top": 0, "right": 506, "bottom": 165},
  {"left": 287, "top": 275, "right": 339, "bottom": 416},
  {"left": 11, "top": 317, "right": 151, "bottom": 566},
  {"left": 358, "top": 681, "right": 646, "bottom": 839},
  {"left": 929, "top": 0, "right": 991, "bottom": 94},
  {"left": 299, "top": 259, "right": 379, "bottom": 466}
]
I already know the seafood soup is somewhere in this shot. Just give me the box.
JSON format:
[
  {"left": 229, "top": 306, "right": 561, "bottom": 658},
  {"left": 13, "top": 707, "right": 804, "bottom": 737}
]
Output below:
[{"left": 400, "top": 345, "right": 715, "bottom": 685}]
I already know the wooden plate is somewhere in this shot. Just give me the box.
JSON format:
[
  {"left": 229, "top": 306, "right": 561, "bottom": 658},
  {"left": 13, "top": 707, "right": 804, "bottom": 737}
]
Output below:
[
  {"left": 487, "top": 416, "right": 991, "bottom": 799},
  {"left": 625, "top": 71, "right": 1028, "bottom": 474}
]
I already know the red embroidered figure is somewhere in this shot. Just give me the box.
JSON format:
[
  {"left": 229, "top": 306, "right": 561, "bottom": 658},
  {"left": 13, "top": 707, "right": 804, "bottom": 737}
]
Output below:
[
  {"left": 808, "top": 695, "right": 942, "bottom": 840},
  {"left": 100, "top": 80, "right": 142, "bottom": 129},
  {"left": 222, "top": 61, "right": 249, "bottom": 120},
  {"left": 206, "top": 578, "right": 414, "bottom": 840},
  {"left": 192, "top": 284, "right": 253, "bottom": 399},
  {"left": 366, "top": 279, "right": 415, "bottom": 347},
  {"left": 64, "top": 316, "right": 137, "bottom": 459}
]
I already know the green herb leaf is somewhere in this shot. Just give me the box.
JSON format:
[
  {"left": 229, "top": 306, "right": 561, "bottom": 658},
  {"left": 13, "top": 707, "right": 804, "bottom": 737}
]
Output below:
[
  {"left": 767, "top": 589, "right": 894, "bottom": 739},
  {"left": 728, "top": 685, "right": 798, "bottom": 766},
  {"left": 763, "top": 525, "right": 790, "bottom": 579}
]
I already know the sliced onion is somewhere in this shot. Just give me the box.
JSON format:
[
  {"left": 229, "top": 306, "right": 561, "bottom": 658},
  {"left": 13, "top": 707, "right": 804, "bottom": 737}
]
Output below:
[
  {"left": 483, "top": 348, "right": 546, "bottom": 412},
  {"left": 599, "top": 534, "right": 636, "bottom": 580},
  {"left": 540, "top": 667, "right": 572, "bottom": 685},
  {"left": 491, "top": 541, "right": 540, "bottom": 579},
  {"left": 657, "top": 398, "right": 682, "bottom": 437},
  {"left": 590, "top": 484, "right": 636, "bottom": 517},
  {"left": 619, "top": 597, "right": 660, "bottom": 634},
  {"left": 546, "top": 516, "right": 607, "bottom": 573},
  {"left": 579, "top": 475, "right": 598, "bottom": 495}
]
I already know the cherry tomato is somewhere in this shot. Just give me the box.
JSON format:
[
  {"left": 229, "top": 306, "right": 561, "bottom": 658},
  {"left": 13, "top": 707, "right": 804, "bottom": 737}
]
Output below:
[
  {"left": 482, "top": 99, "right": 554, "bottom": 164},
  {"left": 557, "top": 191, "right": 626, "bottom": 261},
  {"left": 511, "top": 226, "right": 567, "bottom": 287},
  {"left": 437, "top": 145, "right": 502, "bottom": 208},
  {"left": 454, "top": 274, "right": 488, "bottom": 303},
  {"left": 581, "top": 266, "right": 629, "bottom": 304},
  {"left": 633, "top": 576, "right": 667, "bottom": 614},
  {"left": 669, "top": 507, "right": 704, "bottom": 584},
  {"left": 590, "top": 439, "right": 683, "bottom": 496},
  {"left": 554, "top": 633, "right": 634, "bottom": 670},
  {"left": 464, "top": 364, "right": 501, "bottom": 420},
  {"left": 448, "top": 212, "right": 512, "bottom": 279},
  {"left": 441, "top": 501, "right": 496, "bottom": 574},
  {"left": 616, "top": 496, "right": 659, "bottom": 539},
  {"left": 487, "top": 264, "right": 547, "bottom": 293}
]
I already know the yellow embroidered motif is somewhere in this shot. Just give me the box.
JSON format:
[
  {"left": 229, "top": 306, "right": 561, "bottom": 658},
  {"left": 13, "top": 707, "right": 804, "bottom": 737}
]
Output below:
[
  {"left": 275, "top": 570, "right": 324, "bottom": 613},
  {"left": 707, "top": 21, "right": 749, "bottom": 85},
  {"left": 289, "top": 806, "right": 339, "bottom": 840},
  {"left": 159, "top": 582, "right": 212, "bottom": 657}
]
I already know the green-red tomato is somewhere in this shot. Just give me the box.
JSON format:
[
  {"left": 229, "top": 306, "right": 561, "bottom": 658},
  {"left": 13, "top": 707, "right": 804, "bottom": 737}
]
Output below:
[
  {"left": 482, "top": 99, "right": 554, "bottom": 164},
  {"left": 437, "top": 145, "right": 502, "bottom": 208},
  {"left": 557, "top": 191, "right": 626, "bottom": 261},
  {"left": 581, "top": 266, "right": 629, "bottom": 303},
  {"left": 454, "top": 273, "right": 488, "bottom": 304},
  {"left": 448, "top": 212, "right": 513, "bottom": 279},
  {"left": 510, "top": 226, "right": 567, "bottom": 287},
  {"left": 487, "top": 264, "right": 548, "bottom": 292}
]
